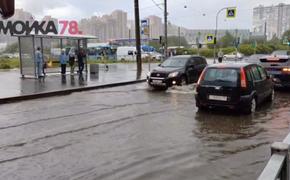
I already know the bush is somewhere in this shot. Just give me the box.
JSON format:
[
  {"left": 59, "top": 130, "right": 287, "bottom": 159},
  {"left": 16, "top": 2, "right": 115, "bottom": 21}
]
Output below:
[
  {"left": 200, "top": 49, "right": 214, "bottom": 58},
  {"left": 239, "top": 44, "right": 255, "bottom": 56},
  {"left": 221, "top": 47, "right": 236, "bottom": 54},
  {"left": 0, "top": 64, "right": 11, "bottom": 69},
  {"left": 175, "top": 48, "right": 198, "bottom": 55},
  {"left": 256, "top": 44, "right": 273, "bottom": 54}
]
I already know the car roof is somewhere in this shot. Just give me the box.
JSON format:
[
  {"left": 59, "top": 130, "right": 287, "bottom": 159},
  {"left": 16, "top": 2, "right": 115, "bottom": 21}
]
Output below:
[
  {"left": 171, "top": 55, "right": 203, "bottom": 58},
  {"left": 207, "top": 63, "right": 254, "bottom": 69}
]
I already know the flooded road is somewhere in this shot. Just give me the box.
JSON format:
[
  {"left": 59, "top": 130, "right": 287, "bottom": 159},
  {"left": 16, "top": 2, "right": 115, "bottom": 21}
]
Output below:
[{"left": 0, "top": 83, "right": 290, "bottom": 180}]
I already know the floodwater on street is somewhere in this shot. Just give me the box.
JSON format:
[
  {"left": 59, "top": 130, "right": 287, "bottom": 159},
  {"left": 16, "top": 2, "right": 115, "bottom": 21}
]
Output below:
[{"left": 0, "top": 83, "right": 290, "bottom": 180}]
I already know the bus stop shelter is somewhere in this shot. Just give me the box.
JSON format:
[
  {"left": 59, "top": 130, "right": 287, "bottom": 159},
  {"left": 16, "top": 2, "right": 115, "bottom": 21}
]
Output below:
[{"left": 15, "top": 34, "right": 97, "bottom": 78}]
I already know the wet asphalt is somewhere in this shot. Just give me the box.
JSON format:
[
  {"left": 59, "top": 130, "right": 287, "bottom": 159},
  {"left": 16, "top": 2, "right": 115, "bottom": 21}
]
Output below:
[{"left": 0, "top": 83, "right": 290, "bottom": 180}]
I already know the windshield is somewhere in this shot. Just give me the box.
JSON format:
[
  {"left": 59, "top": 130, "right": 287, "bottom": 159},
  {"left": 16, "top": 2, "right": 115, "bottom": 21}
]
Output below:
[
  {"left": 161, "top": 57, "right": 188, "bottom": 67},
  {"left": 203, "top": 68, "right": 238, "bottom": 86},
  {"left": 271, "top": 51, "right": 290, "bottom": 56}
]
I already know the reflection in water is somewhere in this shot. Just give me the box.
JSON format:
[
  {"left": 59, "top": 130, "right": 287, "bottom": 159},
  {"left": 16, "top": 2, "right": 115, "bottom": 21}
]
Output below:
[
  {"left": 90, "top": 73, "right": 99, "bottom": 81},
  {"left": 195, "top": 110, "right": 262, "bottom": 141},
  {"left": 78, "top": 74, "right": 85, "bottom": 86},
  {"left": 70, "top": 75, "right": 75, "bottom": 86},
  {"left": 136, "top": 69, "right": 142, "bottom": 80},
  {"left": 61, "top": 75, "right": 67, "bottom": 85}
]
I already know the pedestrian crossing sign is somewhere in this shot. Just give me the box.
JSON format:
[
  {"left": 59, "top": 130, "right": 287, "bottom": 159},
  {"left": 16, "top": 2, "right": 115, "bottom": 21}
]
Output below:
[
  {"left": 226, "top": 8, "right": 236, "bottom": 18},
  {"left": 206, "top": 34, "right": 215, "bottom": 44}
]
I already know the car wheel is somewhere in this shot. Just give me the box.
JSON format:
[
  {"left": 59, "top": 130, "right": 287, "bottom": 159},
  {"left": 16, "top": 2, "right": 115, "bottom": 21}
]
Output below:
[
  {"left": 244, "top": 98, "right": 257, "bottom": 114},
  {"left": 180, "top": 76, "right": 187, "bottom": 86},
  {"left": 196, "top": 101, "right": 207, "bottom": 111},
  {"left": 266, "top": 89, "right": 275, "bottom": 102}
]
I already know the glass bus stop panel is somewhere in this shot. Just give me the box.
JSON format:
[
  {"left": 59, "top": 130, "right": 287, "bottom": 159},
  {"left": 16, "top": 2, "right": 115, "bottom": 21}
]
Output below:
[{"left": 19, "top": 36, "right": 36, "bottom": 77}]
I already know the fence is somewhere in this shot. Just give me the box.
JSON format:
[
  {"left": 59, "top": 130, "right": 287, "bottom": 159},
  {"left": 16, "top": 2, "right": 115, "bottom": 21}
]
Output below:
[{"left": 258, "top": 133, "right": 290, "bottom": 180}]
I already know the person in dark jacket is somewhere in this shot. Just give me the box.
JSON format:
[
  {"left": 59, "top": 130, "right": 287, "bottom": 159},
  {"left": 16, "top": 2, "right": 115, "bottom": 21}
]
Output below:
[
  {"left": 77, "top": 48, "right": 86, "bottom": 74},
  {"left": 69, "top": 49, "right": 76, "bottom": 75}
]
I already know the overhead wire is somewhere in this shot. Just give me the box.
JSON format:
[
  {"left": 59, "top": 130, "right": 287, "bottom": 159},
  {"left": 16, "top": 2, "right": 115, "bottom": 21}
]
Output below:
[{"left": 151, "top": 0, "right": 163, "bottom": 11}]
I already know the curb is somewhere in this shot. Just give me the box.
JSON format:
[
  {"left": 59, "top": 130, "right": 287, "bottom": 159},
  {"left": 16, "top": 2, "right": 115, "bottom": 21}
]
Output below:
[{"left": 0, "top": 79, "right": 146, "bottom": 104}]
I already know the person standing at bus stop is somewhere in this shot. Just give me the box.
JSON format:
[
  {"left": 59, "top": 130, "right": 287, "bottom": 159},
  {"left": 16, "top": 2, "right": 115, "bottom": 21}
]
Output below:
[
  {"left": 35, "top": 47, "right": 43, "bottom": 78},
  {"left": 59, "top": 49, "right": 68, "bottom": 75},
  {"left": 77, "top": 48, "right": 86, "bottom": 74},
  {"left": 69, "top": 49, "right": 76, "bottom": 75}
]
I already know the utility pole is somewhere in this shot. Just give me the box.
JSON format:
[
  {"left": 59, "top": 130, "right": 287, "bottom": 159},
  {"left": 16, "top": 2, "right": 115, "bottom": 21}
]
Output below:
[
  {"left": 164, "top": 0, "right": 168, "bottom": 58},
  {"left": 178, "top": 26, "right": 181, "bottom": 48},
  {"left": 134, "top": 0, "right": 142, "bottom": 76}
]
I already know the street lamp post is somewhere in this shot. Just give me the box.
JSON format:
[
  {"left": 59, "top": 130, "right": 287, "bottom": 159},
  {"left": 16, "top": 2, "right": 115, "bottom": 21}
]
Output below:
[
  {"left": 214, "top": 7, "right": 236, "bottom": 64},
  {"left": 164, "top": 0, "right": 168, "bottom": 58},
  {"left": 134, "top": 0, "right": 142, "bottom": 77}
]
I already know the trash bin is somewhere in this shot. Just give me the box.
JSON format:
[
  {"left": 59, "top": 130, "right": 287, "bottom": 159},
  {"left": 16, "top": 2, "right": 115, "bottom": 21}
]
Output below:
[{"left": 90, "top": 64, "right": 99, "bottom": 74}]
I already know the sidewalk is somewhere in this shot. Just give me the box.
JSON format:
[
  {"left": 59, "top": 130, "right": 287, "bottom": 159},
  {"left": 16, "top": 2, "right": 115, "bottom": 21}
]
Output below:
[{"left": 0, "top": 63, "right": 156, "bottom": 103}]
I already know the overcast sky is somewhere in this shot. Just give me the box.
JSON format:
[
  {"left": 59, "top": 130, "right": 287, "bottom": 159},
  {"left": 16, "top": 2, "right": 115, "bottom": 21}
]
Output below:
[{"left": 15, "top": 0, "right": 290, "bottom": 29}]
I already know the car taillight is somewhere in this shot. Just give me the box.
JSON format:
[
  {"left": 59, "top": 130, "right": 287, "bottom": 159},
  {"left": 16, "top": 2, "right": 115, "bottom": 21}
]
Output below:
[
  {"left": 197, "top": 69, "right": 206, "bottom": 85},
  {"left": 240, "top": 67, "right": 247, "bottom": 88},
  {"left": 282, "top": 68, "right": 290, "bottom": 73}
]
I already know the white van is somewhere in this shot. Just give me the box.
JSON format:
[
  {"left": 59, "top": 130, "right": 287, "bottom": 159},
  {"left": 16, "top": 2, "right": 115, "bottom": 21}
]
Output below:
[{"left": 116, "top": 46, "right": 148, "bottom": 61}]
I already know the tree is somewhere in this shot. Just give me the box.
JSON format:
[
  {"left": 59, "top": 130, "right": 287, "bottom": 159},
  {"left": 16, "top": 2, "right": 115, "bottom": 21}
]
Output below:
[
  {"left": 167, "top": 36, "right": 189, "bottom": 47},
  {"left": 282, "top": 30, "right": 290, "bottom": 39},
  {"left": 4, "top": 42, "right": 18, "bottom": 53},
  {"left": 269, "top": 34, "right": 280, "bottom": 45},
  {"left": 218, "top": 31, "right": 235, "bottom": 48}
]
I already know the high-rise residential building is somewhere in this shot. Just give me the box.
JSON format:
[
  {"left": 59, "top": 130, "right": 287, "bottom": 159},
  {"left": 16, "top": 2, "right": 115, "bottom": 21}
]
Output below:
[
  {"left": 79, "top": 10, "right": 128, "bottom": 42},
  {"left": 147, "top": 15, "right": 163, "bottom": 39},
  {"left": 111, "top": 10, "right": 128, "bottom": 39},
  {"left": 127, "top": 20, "right": 135, "bottom": 39},
  {"left": 253, "top": 3, "right": 290, "bottom": 39}
]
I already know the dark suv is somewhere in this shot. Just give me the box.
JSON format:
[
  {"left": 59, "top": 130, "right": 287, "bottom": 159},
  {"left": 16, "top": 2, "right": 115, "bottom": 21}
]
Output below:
[
  {"left": 259, "top": 50, "right": 290, "bottom": 88},
  {"left": 147, "top": 55, "right": 207, "bottom": 89},
  {"left": 195, "top": 63, "right": 274, "bottom": 114}
]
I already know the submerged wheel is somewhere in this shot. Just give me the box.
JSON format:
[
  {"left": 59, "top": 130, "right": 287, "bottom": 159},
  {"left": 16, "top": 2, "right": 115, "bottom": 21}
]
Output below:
[
  {"left": 267, "top": 89, "right": 275, "bottom": 102},
  {"left": 180, "top": 76, "right": 187, "bottom": 86},
  {"left": 244, "top": 98, "right": 257, "bottom": 114}
]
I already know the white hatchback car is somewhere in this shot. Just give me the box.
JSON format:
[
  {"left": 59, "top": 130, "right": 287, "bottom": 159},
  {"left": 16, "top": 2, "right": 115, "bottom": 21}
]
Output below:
[{"left": 224, "top": 52, "right": 244, "bottom": 60}]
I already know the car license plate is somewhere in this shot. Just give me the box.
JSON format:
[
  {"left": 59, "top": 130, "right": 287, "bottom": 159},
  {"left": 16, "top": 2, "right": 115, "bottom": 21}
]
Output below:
[
  {"left": 152, "top": 80, "right": 162, "bottom": 83},
  {"left": 208, "top": 95, "right": 228, "bottom": 101}
]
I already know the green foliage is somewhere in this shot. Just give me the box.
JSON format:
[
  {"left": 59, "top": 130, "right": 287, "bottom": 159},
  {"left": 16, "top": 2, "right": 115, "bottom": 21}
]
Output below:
[
  {"left": 4, "top": 43, "right": 19, "bottom": 53},
  {"left": 238, "top": 44, "right": 255, "bottom": 56},
  {"left": 221, "top": 47, "right": 236, "bottom": 54},
  {"left": 282, "top": 30, "right": 290, "bottom": 39},
  {"left": 0, "top": 58, "right": 20, "bottom": 69},
  {"left": 218, "top": 31, "right": 235, "bottom": 48},
  {"left": 256, "top": 44, "right": 273, "bottom": 54},
  {"left": 200, "top": 49, "right": 214, "bottom": 58},
  {"left": 175, "top": 48, "right": 197, "bottom": 55},
  {"left": 167, "top": 36, "right": 189, "bottom": 47},
  {"left": 269, "top": 34, "right": 281, "bottom": 45},
  {"left": 0, "top": 64, "right": 11, "bottom": 69}
]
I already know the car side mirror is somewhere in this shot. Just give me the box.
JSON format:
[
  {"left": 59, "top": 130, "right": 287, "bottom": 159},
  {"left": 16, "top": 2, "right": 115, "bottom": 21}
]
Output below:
[{"left": 0, "top": 0, "right": 15, "bottom": 19}]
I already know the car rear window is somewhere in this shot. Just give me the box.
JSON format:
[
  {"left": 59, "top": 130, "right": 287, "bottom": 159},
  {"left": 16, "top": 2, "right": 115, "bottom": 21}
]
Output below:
[{"left": 203, "top": 68, "right": 238, "bottom": 86}]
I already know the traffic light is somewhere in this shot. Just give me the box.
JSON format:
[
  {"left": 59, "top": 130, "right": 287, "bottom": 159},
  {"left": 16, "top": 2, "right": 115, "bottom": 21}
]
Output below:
[
  {"left": 214, "top": 37, "right": 217, "bottom": 45},
  {"left": 159, "top": 36, "right": 163, "bottom": 44},
  {"left": 0, "top": 0, "right": 15, "bottom": 19}
]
